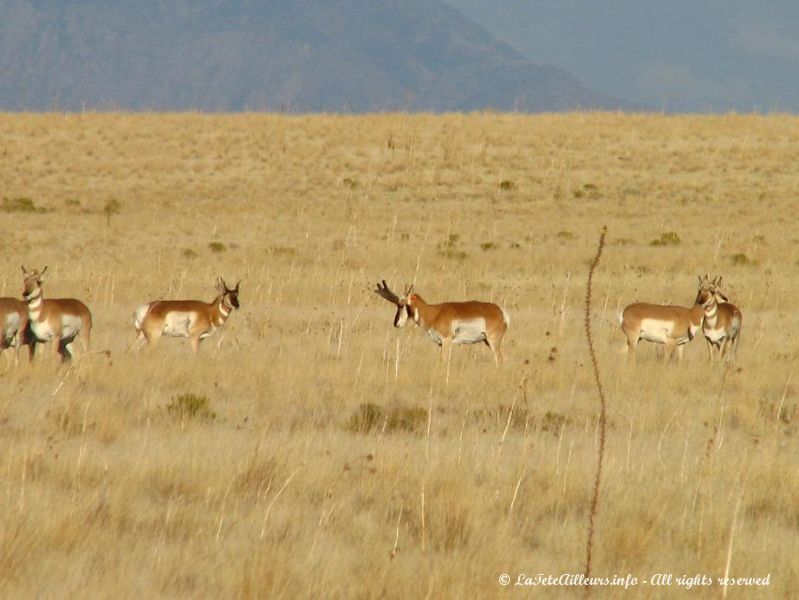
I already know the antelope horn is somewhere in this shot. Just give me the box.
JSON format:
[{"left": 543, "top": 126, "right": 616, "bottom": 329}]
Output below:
[{"left": 375, "top": 280, "right": 401, "bottom": 305}]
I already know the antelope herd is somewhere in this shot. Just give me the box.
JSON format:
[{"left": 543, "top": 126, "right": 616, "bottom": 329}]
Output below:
[
  {"left": 1, "top": 264, "right": 742, "bottom": 366},
  {"left": 619, "top": 275, "right": 742, "bottom": 362}
]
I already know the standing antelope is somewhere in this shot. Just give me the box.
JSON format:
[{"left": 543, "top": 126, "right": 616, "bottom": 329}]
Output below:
[
  {"left": 21, "top": 266, "right": 92, "bottom": 362},
  {"left": 696, "top": 275, "right": 742, "bottom": 362},
  {"left": 619, "top": 281, "right": 715, "bottom": 361},
  {"left": 0, "top": 297, "right": 29, "bottom": 365},
  {"left": 129, "top": 278, "right": 240, "bottom": 353},
  {"left": 374, "top": 280, "right": 509, "bottom": 363}
]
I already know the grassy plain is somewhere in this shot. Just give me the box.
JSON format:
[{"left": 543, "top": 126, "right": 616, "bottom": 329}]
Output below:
[{"left": 0, "top": 112, "right": 797, "bottom": 598}]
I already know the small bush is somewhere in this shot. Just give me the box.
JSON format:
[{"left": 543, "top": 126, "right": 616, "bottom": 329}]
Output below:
[
  {"left": 167, "top": 393, "right": 216, "bottom": 421},
  {"left": 498, "top": 180, "right": 514, "bottom": 191},
  {"left": 346, "top": 403, "right": 428, "bottom": 434},
  {"left": 730, "top": 253, "right": 753, "bottom": 266},
  {"left": 103, "top": 198, "right": 122, "bottom": 225},
  {"left": 268, "top": 246, "right": 298, "bottom": 257},
  {"left": 650, "top": 232, "right": 681, "bottom": 246},
  {"left": 208, "top": 241, "right": 227, "bottom": 253},
  {"left": 342, "top": 177, "right": 357, "bottom": 189},
  {"left": 182, "top": 249, "right": 198, "bottom": 259},
  {"left": 541, "top": 411, "right": 567, "bottom": 435},
  {"left": 1, "top": 197, "right": 47, "bottom": 213},
  {"left": 556, "top": 231, "right": 575, "bottom": 240},
  {"left": 480, "top": 242, "right": 497, "bottom": 251},
  {"left": 437, "top": 233, "right": 467, "bottom": 260}
]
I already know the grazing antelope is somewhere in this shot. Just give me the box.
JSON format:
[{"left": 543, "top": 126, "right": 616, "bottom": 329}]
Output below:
[
  {"left": 374, "top": 280, "right": 509, "bottom": 363},
  {"left": 696, "top": 275, "right": 742, "bottom": 362},
  {"left": 129, "top": 278, "right": 240, "bottom": 353},
  {"left": 21, "top": 266, "right": 92, "bottom": 362},
  {"left": 619, "top": 282, "right": 715, "bottom": 361},
  {"left": 0, "top": 297, "right": 29, "bottom": 365}
]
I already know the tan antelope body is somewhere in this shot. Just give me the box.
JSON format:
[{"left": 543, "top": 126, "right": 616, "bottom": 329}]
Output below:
[
  {"left": 0, "top": 297, "right": 29, "bottom": 364},
  {"left": 21, "top": 266, "right": 92, "bottom": 362},
  {"left": 375, "top": 281, "right": 509, "bottom": 363},
  {"left": 697, "top": 276, "right": 742, "bottom": 361},
  {"left": 619, "top": 285, "right": 714, "bottom": 361},
  {"left": 129, "top": 278, "right": 240, "bottom": 353}
]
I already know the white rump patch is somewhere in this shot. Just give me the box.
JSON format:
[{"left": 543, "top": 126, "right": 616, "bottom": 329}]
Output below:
[
  {"left": 2, "top": 313, "right": 21, "bottom": 341},
  {"left": 133, "top": 304, "right": 152, "bottom": 330}
]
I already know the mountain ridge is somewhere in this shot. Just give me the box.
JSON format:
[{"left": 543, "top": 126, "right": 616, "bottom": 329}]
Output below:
[{"left": 0, "top": 0, "right": 637, "bottom": 112}]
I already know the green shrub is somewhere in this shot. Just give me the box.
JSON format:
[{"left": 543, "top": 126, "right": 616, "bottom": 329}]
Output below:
[
  {"left": 650, "top": 232, "right": 681, "bottom": 246},
  {"left": 437, "top": 233, "right": 467, "bottom": 260},
  {"left": 498, "top": 180, "right": 514, "bottom": 191},
  {"left": 346, "top": 403, "right": 428, "bottom": 434},
  {"left": 1, "top": 197, "right": 47, "bottom": 213},
  {"left": 167, "top": 393, "right": 216, "bottom": 421}
]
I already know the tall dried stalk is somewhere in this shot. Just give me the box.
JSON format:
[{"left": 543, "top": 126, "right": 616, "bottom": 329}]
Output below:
[{"left": 583, "top": 226, "right": 607, "bottom": 594}]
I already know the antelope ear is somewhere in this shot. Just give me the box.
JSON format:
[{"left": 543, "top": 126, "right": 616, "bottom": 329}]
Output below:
[
  {"left": 40, "top": 266, "right": 48, "bottom": 280},
  {"left": 21, "top": 265, "right": 27, "bottom": 275},
  {"left": 216, "top": 277, "right": 225, "bottom": 292},
  {"left": 234, "top": 280, "right": 240, "bottom": 291}
]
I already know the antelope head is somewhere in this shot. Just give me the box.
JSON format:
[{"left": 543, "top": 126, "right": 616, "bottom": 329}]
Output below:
[
  {"left": 21, "top": 265, "right": 47, "bottom": 301},
  {"left": 695, "top": 274, "right": 720, "bottom": 307},
  {"left": 374, "top": 280, "right": 414, "bottom": 327},
  {"left": 710, "top": 276, "right": 730, "bottom": 303},
  {"left": 217, "top": 277, "right": 241, "bottom": 310}
]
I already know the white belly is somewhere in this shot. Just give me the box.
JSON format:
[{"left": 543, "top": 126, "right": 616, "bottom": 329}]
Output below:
[
  {"left": 31, "top": 315, "right": 82, "bottom": 342},
  {"left": 639, "top": 318, "right": 692, "bottom": 345},
  {"left": 452, "top": 318, "right": 487, "bottom": 345},
  {"left": 162, "top": 312, "right": 194, "bottom": 338}
]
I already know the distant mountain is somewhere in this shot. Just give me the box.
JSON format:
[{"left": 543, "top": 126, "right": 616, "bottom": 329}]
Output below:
[
  {"left": 444, "top": 0, "right": 799, "bottom": 113},
  {"left": 0, "top": 0, "right": 636, "bottom": 112}
]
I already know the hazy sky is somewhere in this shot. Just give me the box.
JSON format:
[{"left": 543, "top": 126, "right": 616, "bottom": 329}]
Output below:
[{"left": 444, "top": 0, "right": 799, "bottom": 112}]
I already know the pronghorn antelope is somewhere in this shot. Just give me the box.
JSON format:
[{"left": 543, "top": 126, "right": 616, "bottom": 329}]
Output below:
[
  {"left": 696, "top": 275, "right": 742, "bottom": 362},
  {"left": 129, "top": 278, "right": 240, "bottom": 353},
  {"left": 619, "top": 282, "right": 715, "bottom": 361},
  {"left": 21, "top": 266, "right": 92, "bottom": 362},
  {"left": 0, "top": 297, "right": 29, "bottom": 365},
  {"left": 374, "top": 280, "right": 509, "bottom": 363}
]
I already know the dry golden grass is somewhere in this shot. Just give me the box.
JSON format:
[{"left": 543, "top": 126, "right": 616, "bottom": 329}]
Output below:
[{"left": 0, "top": 112, "right": 797, "bottom": 598}]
